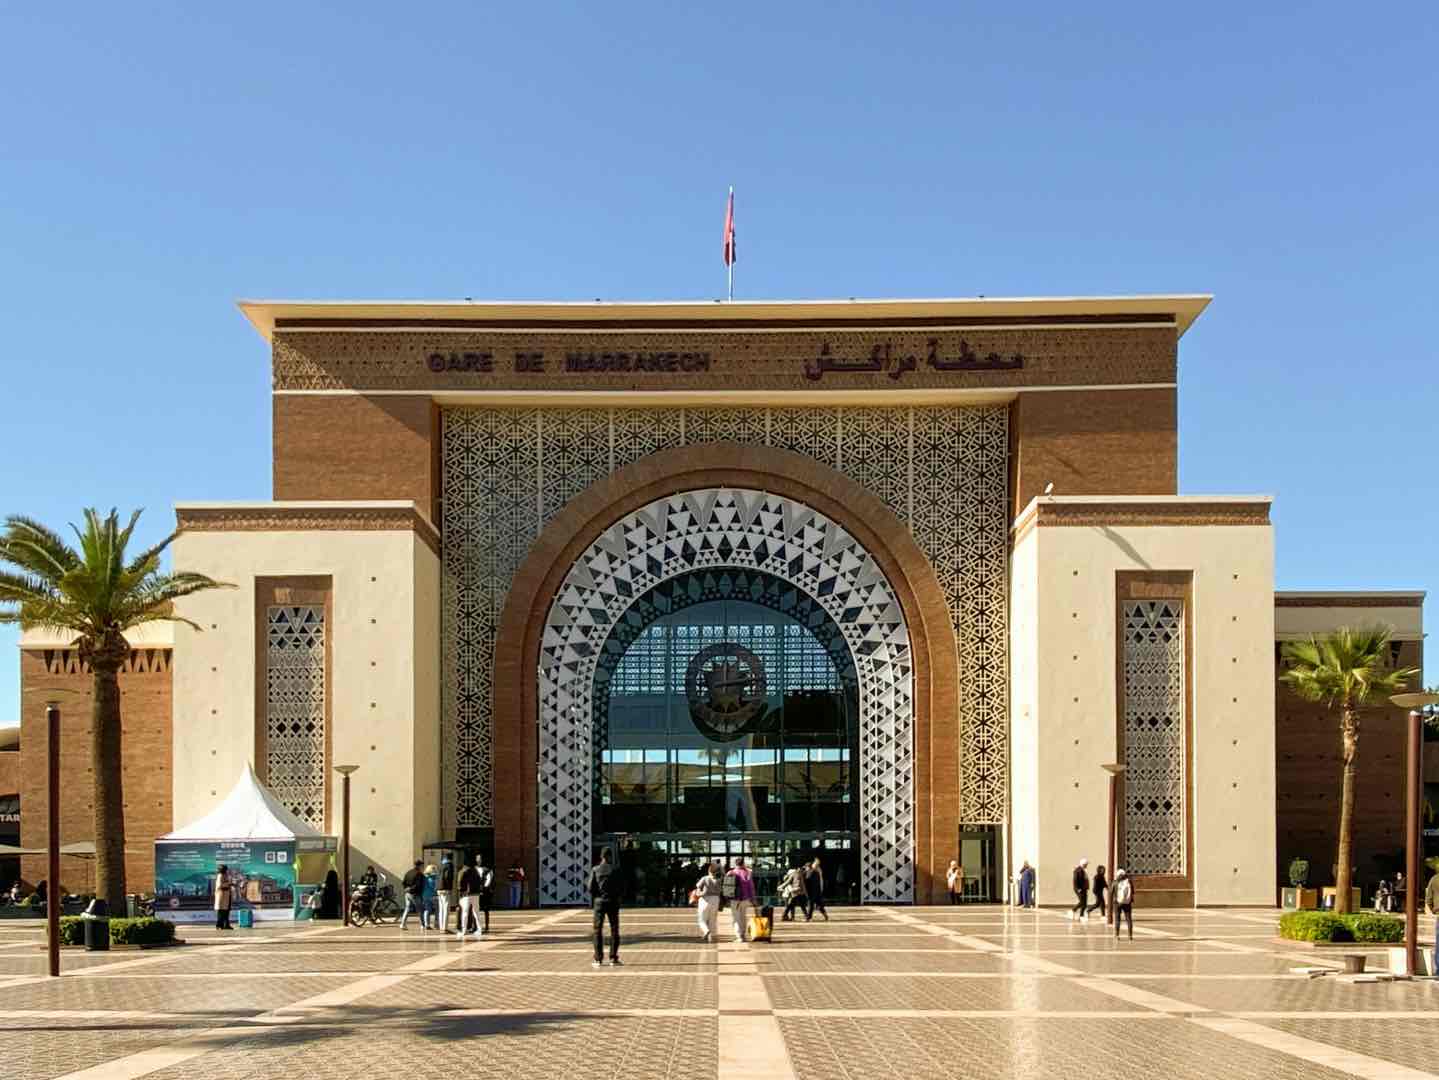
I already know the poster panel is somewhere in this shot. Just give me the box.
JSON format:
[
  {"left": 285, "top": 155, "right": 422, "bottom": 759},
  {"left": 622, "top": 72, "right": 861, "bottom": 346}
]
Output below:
[{"left": 154, "top": 840, "right": 296, "bottom": 923}]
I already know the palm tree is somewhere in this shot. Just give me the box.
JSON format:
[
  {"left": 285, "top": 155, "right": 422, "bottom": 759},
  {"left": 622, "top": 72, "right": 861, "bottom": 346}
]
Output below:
[
  {"left": 1281, "top": 626, "right": 1418, "bottom": 914},
  {"left": 0, "top": 509, "right": 230, "bottom": 911}
]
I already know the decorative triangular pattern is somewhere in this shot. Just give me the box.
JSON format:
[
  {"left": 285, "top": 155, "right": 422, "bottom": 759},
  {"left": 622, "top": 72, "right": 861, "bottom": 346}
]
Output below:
[
  {"left": 1122, "top": 600, "right": 1186, "bottom": 875},
  {"left": 265, "top": 605, "right": 326, "bottom": 829},
  {"left": 537, "top": 488, "right": 914, "bottom": 905},
  {"left": 439, "top": 406, "right": 1009, "bottom": 843}
]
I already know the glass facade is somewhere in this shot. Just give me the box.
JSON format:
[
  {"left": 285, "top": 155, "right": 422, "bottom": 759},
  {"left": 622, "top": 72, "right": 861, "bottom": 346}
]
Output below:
[{"left": 593, "top": 571, "right": 861, "bottom": 903}]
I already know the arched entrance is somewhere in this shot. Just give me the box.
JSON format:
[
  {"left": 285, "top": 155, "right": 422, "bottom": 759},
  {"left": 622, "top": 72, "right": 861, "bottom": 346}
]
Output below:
[
  {"left": 537, "top": 491, "right": 913, "bottom": 904},
  {"left": 493, "top": 444, "right": 960, "bottom": 905}
]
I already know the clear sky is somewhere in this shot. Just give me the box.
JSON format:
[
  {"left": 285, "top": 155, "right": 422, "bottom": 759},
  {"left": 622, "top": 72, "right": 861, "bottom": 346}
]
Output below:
[{"left": 1, "top": 4, "right": 1434, "bottom": 723}]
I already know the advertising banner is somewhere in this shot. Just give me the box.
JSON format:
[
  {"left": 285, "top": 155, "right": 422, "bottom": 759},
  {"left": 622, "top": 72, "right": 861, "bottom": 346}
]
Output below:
[{"left": 154, "top": 839, "right": 297, "bottom": 923}]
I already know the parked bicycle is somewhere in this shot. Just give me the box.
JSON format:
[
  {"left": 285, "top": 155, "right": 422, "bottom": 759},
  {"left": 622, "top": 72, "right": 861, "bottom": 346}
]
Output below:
[{"left": 349, "top": 873, "right": 400, "bottom": 925}]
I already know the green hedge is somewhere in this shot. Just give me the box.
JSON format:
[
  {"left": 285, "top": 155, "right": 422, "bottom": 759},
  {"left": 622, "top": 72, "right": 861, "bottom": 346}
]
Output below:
[
  {"left": 55, "top": 915, "right": 175, "bottom": 946},
  {"left": 1278, "top": 911, "right": 1404, "bottom": 943}
]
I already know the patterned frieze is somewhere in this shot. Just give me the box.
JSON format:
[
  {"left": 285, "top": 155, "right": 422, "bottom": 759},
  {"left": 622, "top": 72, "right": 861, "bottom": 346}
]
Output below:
[
  {"left": 275, "top": 326, "right": 1175, "bottom": 393},
  {"left": 1121, "top": 599, "right": 1187, "bottom": 876}
]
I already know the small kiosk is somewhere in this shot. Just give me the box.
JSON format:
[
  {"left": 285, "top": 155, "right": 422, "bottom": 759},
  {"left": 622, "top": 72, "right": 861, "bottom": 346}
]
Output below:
[{"left": 154, "top": 764, "right": 336, "bottom": 923}]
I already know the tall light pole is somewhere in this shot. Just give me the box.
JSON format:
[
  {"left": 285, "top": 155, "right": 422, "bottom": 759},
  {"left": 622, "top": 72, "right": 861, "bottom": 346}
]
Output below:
[
  {"left": 333, "top": 765, "right": 359, "bottom": 926},
  {"left": 46, "top": 702, "right": 61, "bottom": 978},
  {"left": 1392, "top": 693, "right": 1439, "bottom": 977},
  {"left": 1101, "top": 763, "right": 1127, "bottom": 926}
]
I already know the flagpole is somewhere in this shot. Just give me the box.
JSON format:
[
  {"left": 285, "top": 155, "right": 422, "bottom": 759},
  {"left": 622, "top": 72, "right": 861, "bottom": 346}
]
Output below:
[{"left": 725, "top": 185, "right": 735, "bottom": 302}]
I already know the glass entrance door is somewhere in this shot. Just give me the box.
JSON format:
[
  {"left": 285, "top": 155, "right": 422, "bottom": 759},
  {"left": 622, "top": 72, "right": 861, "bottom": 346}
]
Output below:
[{"left": 594, "top": 570, "right": 860, "bottom": 903}]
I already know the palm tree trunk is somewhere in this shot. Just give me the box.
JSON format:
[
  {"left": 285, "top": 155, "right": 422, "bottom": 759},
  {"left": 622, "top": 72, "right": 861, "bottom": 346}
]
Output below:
[
  {"left": 1335, "top": 707, "right": 1359, "bottom": 915},
  {"left": 91, "top": 657, "right": 128, "bottom": 913}
]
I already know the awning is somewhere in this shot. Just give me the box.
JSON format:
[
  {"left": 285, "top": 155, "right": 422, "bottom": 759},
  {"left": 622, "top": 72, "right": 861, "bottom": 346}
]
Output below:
[{"left": 159, "top": 763, "right": 327, "bottom": 842}]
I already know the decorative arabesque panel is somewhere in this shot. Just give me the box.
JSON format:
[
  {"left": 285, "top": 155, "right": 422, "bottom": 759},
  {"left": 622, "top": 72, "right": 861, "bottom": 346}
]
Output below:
[
  {"left": 265, "top": 605, "right": 327, "bottom": 829},
  {"left": 1121, "top": 600, "right": 1186, "bottom": 875},
  {"left": 440, "top": 406, "right": 1009, "bottom": 831},
  {"left": 539, "top": 489, "right": 914, "bottom": 905}
]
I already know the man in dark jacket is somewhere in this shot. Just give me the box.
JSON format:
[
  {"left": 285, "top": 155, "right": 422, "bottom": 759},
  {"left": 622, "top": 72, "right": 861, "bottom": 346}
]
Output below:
[
  {"left": 438, "top": 856, "right": 455, "bottom": 932},
  {"left": 457, "top": 859, "right": 483, "bottom": 941},
  {"left": 401, "top": 859, "right": 425, "bottom": 930},
  {"left": 589, "top": 847, "right": 622, "bottom": 967},
  {"left": 1070, "top": 859, "right": 1090, "bottom": 922}
]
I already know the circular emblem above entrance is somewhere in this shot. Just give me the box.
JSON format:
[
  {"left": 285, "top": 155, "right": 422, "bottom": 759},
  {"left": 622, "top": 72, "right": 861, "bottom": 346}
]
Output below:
[{"left": 685, "top": 642, "right": 768, "bottom": 741}]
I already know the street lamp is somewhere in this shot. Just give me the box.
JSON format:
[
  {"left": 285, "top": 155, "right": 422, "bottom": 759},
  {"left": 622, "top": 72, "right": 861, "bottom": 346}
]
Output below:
[
  {"left": 45, "top": 702, "right": 61, "bottom": 977},
  {"left": 1392, "top": 693, "right": 1439, "bottom": 977},
  {"left": 333, "top": 765, "right": 360, "bottom": 926},
  {"left": 1101, "top": 763, "right": 1127, "bottom": 926}
]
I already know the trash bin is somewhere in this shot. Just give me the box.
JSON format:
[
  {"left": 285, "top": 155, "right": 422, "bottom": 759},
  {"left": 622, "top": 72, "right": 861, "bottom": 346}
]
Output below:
[
  {"left": 82, "top": 898, "right": 110, "bottom": 952},
  {"left": 125, "top": 894, "right": 139, "bottom": 919}
]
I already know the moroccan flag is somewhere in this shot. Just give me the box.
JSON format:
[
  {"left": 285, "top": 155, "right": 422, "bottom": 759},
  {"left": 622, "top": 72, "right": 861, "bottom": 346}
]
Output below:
[{"left": 723, "top": 187, "right": 736, "bottom": 266}]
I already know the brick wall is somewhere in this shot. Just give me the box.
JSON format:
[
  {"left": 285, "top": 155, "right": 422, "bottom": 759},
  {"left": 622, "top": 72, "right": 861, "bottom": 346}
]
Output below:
[
  {"left": 273, "top": 394, "right": 438, "bottom": 520},
  {"left": 1009, "top": 387, "right": 1178, "bottom": 518},
  {"left": 18, "top": 648, "right": 173, "bottom": 893},
  {"left": 1274, "top": 638, "right": 1424, "bottom": 895}
]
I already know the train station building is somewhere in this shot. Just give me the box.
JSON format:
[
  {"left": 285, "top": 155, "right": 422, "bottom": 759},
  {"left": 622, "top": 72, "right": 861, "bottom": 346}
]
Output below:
[{"left": 12, "top": 296, "right": 1426, "bottom": 906}]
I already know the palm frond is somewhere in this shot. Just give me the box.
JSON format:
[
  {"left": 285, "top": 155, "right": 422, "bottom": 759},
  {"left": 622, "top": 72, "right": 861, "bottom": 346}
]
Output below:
[{"left": 1281, "top": 625, "right": 1418, "bottom": 709}]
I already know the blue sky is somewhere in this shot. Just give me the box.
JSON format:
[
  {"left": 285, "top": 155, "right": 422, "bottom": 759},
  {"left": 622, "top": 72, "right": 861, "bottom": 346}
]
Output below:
[{"left": 1, "top": 3, "right": 1434, "bottom": 722}]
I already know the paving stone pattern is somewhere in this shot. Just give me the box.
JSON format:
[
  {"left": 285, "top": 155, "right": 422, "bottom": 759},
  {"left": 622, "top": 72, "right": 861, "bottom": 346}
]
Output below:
[{"left": 1, "top": 907, "right": 1439, "bottom": 1079}]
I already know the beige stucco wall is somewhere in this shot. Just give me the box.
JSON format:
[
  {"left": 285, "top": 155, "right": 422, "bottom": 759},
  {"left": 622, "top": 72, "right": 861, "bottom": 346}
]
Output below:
[
  {"left": 1009, "top": 507, "right": 1276, "bottom": 906},
  {"left": 1275, "top": 598, "right": 1424, "bottom": 641},
  {"left": 1008, "top": 526, "right": 1041, "bottom": 895},
  {"left": 171, "top": 523, "right": 440, "bottom": 883}
]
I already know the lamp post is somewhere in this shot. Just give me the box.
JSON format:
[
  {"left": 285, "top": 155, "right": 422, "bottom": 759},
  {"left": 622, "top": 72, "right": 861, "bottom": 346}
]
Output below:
[
  {"left": 1392, "top": 693, "right": 1439, "bottom": 977},
  {"left": 45, "top": 702, "right": 61, "bottom": 978},
  {"left": 333, "top": 765, "right": 359, "bottom": 926},
  {"left": 1101, "top": 763, "right": 1127, "bottom": 927}
]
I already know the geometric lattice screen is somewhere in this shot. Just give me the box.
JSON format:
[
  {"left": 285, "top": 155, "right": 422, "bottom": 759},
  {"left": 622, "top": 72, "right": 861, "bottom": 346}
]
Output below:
[
  {"left": 265, "top": 605, "right": 327, "bottom": 829},
  {"left": 1121, "top": 599, "right": 1186, "bottom": 876},
  {"left": 440, "top": 405, "right": 1009, "bottom": 832},
  {"left": 538, "top": 488, "right": 915, "bottom": 905}
]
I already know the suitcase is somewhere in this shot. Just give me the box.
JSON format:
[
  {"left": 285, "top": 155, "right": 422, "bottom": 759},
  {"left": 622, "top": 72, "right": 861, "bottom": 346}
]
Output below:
[
  {"left": 236, "top": 908, "right": 254, "bottom": 928},
  {"left": 749, "top": 914, "right": 772, "bottom": 942}
]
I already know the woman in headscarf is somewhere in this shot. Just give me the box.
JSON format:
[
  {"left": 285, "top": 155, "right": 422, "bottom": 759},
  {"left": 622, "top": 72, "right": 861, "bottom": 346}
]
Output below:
[{"left": 213, "top": 864, "right": 233, "bottom": 930}]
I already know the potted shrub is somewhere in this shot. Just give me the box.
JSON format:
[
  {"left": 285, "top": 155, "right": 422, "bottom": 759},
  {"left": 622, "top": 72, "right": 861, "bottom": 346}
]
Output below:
[{"left": 1282, "top": 859, "right": 1319, "bottom": 910}]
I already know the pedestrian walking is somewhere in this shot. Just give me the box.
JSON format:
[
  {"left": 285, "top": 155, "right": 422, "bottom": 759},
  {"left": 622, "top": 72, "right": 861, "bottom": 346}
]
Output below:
[
  {"left": 1113, "top": 868, "right": 1134, "bottom": 940},
  {"left": 780, "top": 864, "right": 809, "bottom": 921},
  {"left": 804, "top": 858, "right": 829, "bottom": 922},
  {"left": 946, "top": 860, "right": 963, "bottom": 905},
  {"left": 695, "top": 860, "right": 722, "bottom": 942},
  {"left": 1068, "top": 858, "right": 1089, "bottom": 922},
  {"left": 1425, "top": 871, "right": 1439, "bottom": 974},
  {"left": 438, "top": 855, "right": 455, "bottom": 932},
  {"left": 1017, "top": 861, "right": 1035, "bottom": 908},
  {"left": 421, "top": 863, "right": 438, "bottom": 930},
  {"left": 726, "top": 856, "right": 757, "bottom": 942},
  {"left": 213, "top": 864, "right": 233, "bottom": 930},
  {"left": 457, "top": 858, "right": 483, "bottom": 941},
  {"left": 507, "top": 860, "right": 526, "bottom": 909},
  {"left": 589, "top": 846, "right": 622, "bottom": 967},
  {"left": 1087, "top": 865, "right": 1108, "bottom": 918},
  {"left": 400, "top": 859, "right": 426, "bottom": 930},
  {"left": 476, "top": 854, "right": 495, "bottom": 934}
]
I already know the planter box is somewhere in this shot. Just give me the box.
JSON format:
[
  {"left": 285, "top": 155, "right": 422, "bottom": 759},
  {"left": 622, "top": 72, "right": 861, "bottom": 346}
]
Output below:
[
  {"left": 1282, "top": 887, "right": 1320, "bottom": 910},
  {"left": 1320, "top": 887, "right": 1363, "bottom": 911}
]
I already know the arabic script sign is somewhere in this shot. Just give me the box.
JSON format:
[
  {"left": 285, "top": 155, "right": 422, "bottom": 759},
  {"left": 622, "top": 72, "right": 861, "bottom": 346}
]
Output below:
[{"left": 801, "top": 339, "right": 1023, "bottom": 381}]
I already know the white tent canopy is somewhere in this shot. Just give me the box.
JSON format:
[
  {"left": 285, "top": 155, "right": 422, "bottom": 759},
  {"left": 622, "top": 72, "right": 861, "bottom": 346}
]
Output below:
[{"left": 160, "top": 763, "right": 325, "bottom": 842}]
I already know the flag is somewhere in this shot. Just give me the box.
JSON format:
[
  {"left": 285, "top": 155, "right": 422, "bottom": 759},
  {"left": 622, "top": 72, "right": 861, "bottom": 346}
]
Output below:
[{"left": 723, "top": 187, "right": 736, "bottom": 267}]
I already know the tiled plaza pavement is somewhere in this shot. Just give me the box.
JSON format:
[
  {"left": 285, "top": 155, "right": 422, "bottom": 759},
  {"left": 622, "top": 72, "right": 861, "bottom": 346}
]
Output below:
[{"left": 2, "top": 905, "right": 1439, "bottom": 1078}]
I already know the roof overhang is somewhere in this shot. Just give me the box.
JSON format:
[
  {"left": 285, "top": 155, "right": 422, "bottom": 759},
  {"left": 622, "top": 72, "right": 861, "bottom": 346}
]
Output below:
[{"left": 237, "top": 294, "right": 1211, "bottom": 343}]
